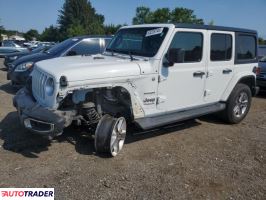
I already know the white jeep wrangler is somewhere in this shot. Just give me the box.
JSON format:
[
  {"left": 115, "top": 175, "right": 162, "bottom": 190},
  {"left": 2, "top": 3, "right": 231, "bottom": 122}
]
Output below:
[{"left": 14, "top": 24, "right": 259, "bottom": 156}]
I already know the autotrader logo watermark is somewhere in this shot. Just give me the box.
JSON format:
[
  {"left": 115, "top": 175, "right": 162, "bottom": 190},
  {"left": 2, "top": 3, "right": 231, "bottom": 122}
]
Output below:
[{"left": 0, "top": 188, "right": 54, "bottom": 200}]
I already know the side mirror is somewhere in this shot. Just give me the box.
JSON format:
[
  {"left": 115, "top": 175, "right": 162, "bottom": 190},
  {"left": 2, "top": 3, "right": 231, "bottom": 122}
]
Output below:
[
  {"left": 166, "top": 48, "right": 185, "bottom": 66},
  {"left": 67, "top": 50, "right": 77, "bottom": 56}
]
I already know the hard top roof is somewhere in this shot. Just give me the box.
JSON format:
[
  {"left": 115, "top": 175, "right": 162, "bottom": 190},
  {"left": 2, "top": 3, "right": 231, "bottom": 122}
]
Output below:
[
  {"left": 175, "top": 23, "right": 257, "bottom": 34},
  {"left": 122, "top": 23, "right": 257, "bottom": 34}
]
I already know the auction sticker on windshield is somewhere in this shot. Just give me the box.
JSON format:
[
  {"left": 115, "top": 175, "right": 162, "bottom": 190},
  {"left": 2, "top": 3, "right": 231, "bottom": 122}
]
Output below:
[
  {"left": 145, "top": 28, "right": 164, "bottom": 37},
  {"left": 0, "top": 188, "right": 54, "bottom": 200}
]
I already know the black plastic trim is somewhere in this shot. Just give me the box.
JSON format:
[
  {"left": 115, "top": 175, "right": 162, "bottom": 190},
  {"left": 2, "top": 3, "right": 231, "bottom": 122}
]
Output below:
[
  {"left": 238, "top": 75, "right": 257, "bottom": 96},
  {"left": 135, "top": 103, "right": 226, "bottom": 130}
]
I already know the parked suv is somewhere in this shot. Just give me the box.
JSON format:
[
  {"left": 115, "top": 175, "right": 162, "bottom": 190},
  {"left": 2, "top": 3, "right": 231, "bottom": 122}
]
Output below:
[
  {"left": 14, "top": 24, "right": 258, "bottom": 157},
  {"left": 258, "top": 45, "right": 266, "bottom": 60},
  {"left": 4, "top": 44, "right": 53, "bottom": 69},
  {"left": 8, "top": 36, "right": 112, "bottom": 86},
  {"left": 257, "top": 56, "right": 266, "bottom": 89}
]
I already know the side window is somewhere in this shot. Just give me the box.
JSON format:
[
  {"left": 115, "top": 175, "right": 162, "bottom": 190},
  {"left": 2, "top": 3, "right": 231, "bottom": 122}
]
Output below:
[
  {"left": 68, "top": 39, "right": 101, "bottom": 56},
  {"left": 236, "top": 35, "right": 256, "bottom": 60},
  {"left": 169, "top": 32, "right": 203, "bottom": 63},
  {"left": 211, "top": 33, "right": 232, "bottom": 61}
]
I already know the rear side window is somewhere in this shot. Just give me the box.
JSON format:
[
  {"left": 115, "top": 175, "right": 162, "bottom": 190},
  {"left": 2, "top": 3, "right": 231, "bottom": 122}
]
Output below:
[
  {"left": 170, "top": 32, "right": 203, "bottom": 63},
  {"left": 211, "top": 33, "right": 232, "bottom": 61},
  {"left": 236, "top": 35, "right": 256, "bottom": 60},
  {"left": 69, "top": 39, "right": 101, "bottom": 55}
]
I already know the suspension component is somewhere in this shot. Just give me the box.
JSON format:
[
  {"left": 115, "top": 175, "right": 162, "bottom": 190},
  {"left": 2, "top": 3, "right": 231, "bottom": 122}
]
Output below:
[{"left": 82, "top": 102, "right": 100, "bottom": 125}]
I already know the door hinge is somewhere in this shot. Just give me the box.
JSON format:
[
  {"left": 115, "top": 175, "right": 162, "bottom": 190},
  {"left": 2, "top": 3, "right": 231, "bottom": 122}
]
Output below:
[
  {"left": 158, "top": 75, "right": 166, "bottom": 83},
  {"left": 204, "top": 90, "right": 211, "bottom": 96},
  {"left": 157, "top": 96, "right": 166, "bottom": 104},
  {"left": 206, "top": 71, "right": 214, "bottom": 78}
]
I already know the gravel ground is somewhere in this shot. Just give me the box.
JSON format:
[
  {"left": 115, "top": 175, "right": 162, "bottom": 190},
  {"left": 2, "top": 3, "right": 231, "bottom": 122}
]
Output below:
[{"left": 0, "top": 58, "right": 266, "bottom": 200}]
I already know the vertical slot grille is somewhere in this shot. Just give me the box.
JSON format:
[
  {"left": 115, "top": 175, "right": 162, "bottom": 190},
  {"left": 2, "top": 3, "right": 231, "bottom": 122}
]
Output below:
[{"left": 32, "top": 69, "right": 48, "bottom": 100}]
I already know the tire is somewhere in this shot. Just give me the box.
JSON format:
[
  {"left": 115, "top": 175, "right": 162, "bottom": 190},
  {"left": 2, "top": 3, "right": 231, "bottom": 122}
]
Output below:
[
  {"left": 222, "top": 83, "right": 252, "bottom": 124},
  {"left": 94, "top": 114, "right": 127, "bottom": 157}
]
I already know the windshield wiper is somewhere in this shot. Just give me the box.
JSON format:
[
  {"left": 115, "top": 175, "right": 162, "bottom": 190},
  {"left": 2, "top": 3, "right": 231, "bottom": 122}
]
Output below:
[
  {"left": 106, "top": 48, "right": 115, "bottom": 56},
  {"left": 128, "top": 51, "right": 138, "bottom": 61},
  {"left": 106, "top": 48, "right": 138, "bottom": 61},
  {"left": 128, "top": 51, "right": 133, "bottom": 61}
]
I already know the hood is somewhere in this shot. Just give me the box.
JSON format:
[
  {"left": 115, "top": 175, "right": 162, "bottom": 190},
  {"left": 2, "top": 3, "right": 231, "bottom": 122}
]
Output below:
[
  {"left": 12, "top": 52, "right": 55, "bottom": 67},
  {"left": 35, "top": 55, "right": 142, "bottom": 82},
  {"left": 6, "top": 51, "right": 29, "bottom": 58}
]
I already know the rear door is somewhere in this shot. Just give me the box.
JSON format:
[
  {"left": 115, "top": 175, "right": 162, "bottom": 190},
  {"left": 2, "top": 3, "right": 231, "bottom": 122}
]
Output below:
[{"left": 204, "top": 31, "right": 234, "bottom": 103}]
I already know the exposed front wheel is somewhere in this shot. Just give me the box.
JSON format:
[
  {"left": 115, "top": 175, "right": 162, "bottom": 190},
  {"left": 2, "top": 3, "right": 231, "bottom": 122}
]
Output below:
[
  {"left": 222, "top": 83, "right": 252, "bottom": 124},
  {"left": 94, "top": 114, "right": 126, "bottom": 157}
]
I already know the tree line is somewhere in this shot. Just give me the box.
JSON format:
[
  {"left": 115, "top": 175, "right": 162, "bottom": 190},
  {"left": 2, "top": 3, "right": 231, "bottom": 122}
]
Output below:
[
  {"left": 1, "top": 0, "right": 266, "bottom": 44},
  {"left": 1, "top": 0, "right": 204, "bottom": 42},
  {"left": 38, "top": 0, "right": 205, "bottom": 42}
]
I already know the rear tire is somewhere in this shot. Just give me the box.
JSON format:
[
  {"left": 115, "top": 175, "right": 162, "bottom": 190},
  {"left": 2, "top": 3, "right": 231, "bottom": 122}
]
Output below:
[
  {"left": 94, "top": 114, "right": 126, "bottom": 157},
  {"left": 222, "top": 83, "right": 252, "bottom": 124}
]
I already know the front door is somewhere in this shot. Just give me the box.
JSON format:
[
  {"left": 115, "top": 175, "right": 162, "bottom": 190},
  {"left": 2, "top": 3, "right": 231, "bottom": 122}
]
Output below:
[{"left": 157, "top": 29, "right": 207, "bottom": 112}]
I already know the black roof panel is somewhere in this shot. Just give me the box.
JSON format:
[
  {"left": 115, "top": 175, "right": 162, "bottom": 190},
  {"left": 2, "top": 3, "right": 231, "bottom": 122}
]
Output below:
[{"left": 174, "top": 23, "right": 257, "bottom": 34}]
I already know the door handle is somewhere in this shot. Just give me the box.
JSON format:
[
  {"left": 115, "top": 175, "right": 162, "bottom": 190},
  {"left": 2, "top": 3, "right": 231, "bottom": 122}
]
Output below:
[
  {"left": 193, "top": 71, "right": 205, "bottom": 77},
  {"left": 223, "top": 69, "right": 232, "bottom": 74}
]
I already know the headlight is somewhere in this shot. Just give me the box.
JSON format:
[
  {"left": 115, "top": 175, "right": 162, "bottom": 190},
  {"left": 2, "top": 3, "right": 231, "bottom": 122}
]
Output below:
[
  {"left": 14, "top": 62, "right": 34, "bottom": 72},
  {"left": 45, "top": 77, "right": 54, "bottom": 96},
  {"left": 9, "top": 64, "right": 15, "bottom": 69},
  {"left": 9, "top": 56, "right": 18, "bottom": 60}
]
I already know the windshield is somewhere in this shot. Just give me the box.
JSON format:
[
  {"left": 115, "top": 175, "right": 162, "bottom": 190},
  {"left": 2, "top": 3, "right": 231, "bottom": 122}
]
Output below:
[
  {"left": 106, "top": 27, "right": 168, "bottom": 57},
  {"left": 32, "top": 45, "right": 46, "bottom": 53},
  {"left": 45, "top": 38, "right": 79, "bottom": 55}
]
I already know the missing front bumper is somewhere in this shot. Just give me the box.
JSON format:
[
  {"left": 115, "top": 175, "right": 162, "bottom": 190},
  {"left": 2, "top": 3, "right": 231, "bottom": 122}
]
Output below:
[{"left": 13, "top": 87, "right": 74, "bottom": 137}]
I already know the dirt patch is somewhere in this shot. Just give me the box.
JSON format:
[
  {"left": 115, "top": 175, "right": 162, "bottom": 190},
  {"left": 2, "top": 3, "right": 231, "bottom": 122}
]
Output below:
[{"left": 0, "top": 58, "right": 265, "bottom": 199}]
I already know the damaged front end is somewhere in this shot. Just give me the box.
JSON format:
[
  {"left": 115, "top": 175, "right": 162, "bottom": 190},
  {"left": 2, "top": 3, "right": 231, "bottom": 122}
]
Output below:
[{"left": 13, "top": 85, "right": 134, "bottom": 140}]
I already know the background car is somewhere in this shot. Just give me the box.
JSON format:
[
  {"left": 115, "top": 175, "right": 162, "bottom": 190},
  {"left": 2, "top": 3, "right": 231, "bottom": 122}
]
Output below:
[
  {"left": 257, "top": 56, "right": 266, "bottom": 90},
  {"left": 0, "top": 46, "right": 29, "bottom": 58},
  {"left": 23, "top": 41, "right": 40, "bottom": 49},
  {"left": 258, "top": 45, "right": 266, "bottom": 60},
  {"left": 0, "top": 40, "right": 29, "bottom": 57},
  {"left": 7, "top": 35, "right": 112, "bottom": 86},
  {"left": 2, "top": 40, "right": 23, "bottom": 47},
  {"left": 4, "top": 43, "right": 54, "bottom": 69}
]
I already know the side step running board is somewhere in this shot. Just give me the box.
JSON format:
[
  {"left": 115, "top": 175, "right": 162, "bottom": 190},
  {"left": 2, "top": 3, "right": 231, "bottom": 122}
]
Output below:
[{"left": 135, "top": 103, "right": 226, "bottom": 130}]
